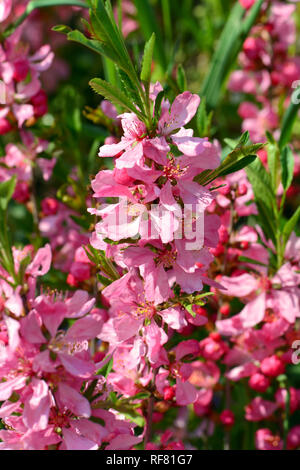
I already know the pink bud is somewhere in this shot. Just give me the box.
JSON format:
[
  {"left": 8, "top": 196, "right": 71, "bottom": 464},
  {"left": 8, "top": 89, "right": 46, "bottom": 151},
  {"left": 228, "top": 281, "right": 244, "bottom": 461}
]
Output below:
[
  {"left": 260, "top": 355, "right": 285, "bottom": 378},
  {"left": 239, "top": 0, "right": 255, "bottom": 9},
  {"left": 220, "top": 304, "right": 230, "bottom": 317},
  {"left": 218, "top": 184, "right": 231, "bottom": 196},
  {"left": 210, "top": 244, "right": 225, "bottom": 257},
  {"left": 249, "top": 373, "right": 270, "bottom": 393},
  {"left": 163, "top": 386, "right": 175, "bottom": 401},
  {"left": 13, "top": 60, "right": 29, "bottom": 82},
  {"left": 31, "top": 90, "right": 48, "bottom": 117},
  {"left": 240, "top": 240, "right": 249, "bottom": 250},
  {"left": 0, "top": 118, "right": 12, "bottom": 135},
  {"left": 13, "top": 181, "right": 30, "bottom": 203},
  {"left": 41, "top": 197, "right": 59, "bottom": 215},
  {"left": 220, "top": 410, "right": 235, "bottom": 427},
  {"left": 238, "top": 183, "right": 247, "bottom": 196},
  {"left": 209, "top": 332, "right": 221, "bottom": 342},
  {"left": 218, "top": 225, "right": 229, "bottom": 244}
]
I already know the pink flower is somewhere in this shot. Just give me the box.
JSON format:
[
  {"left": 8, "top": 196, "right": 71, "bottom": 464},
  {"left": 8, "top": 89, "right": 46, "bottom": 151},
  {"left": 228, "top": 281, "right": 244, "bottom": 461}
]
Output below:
[
  {"left": 287, "top": 426, "right": 300, "bottom": 450},
  {"left": 199, "top": 334, "right": 228, "bottom": 361},
  {"left": 245, "top": 397, "right": 278, "bottom": 422},
  {"left": 255, "top": 429, "right": 283, "bottom": 450},
  {"left": 239, "top": 0, "right": 255, "bottom": 9}
]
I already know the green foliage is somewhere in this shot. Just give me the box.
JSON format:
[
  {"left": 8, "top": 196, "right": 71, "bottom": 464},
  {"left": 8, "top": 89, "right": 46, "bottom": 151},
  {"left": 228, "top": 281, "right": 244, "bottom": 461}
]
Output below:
[
  {"left": 201, "top": 0, "right": 264, "bottom": 109},
  {"left": 140, "top": 33, "right": 156, "bottom": 85},
  {"left": 90, "top": 77, "right": 144, "bottom": 120},
  {"left": 133, "top": 0, "right": 167, "bottom": 70},
  {"left": 280, "top": 146, "right": 295, "bottom": 192},
  {"left": 0, "top": 176, "right": 17, "bottom": 211},
  {"left": 195, "top": 132, "right": 263, "bottom": 186},
  {"left": 279, "top": 86, "right": 300, "bottom": 150}
]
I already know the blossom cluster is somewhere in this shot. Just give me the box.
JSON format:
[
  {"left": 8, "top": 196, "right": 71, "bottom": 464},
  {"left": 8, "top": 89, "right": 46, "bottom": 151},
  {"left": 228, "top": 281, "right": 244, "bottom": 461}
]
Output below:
[{"left": 0, "top": 0, "right": 300, "bottom": 452}]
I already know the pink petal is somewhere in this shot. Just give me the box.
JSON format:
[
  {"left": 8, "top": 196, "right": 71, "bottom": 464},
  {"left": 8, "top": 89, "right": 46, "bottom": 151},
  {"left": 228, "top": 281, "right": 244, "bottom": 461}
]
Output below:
[
  {"left": 23, "top": 378, "right": 51, "bottom": 431},
  {"left": 59, "top": 353, "right": 95, "bottom": 379},
  {"left": 57, "top": 383, "right": 91, "bottom": 418},
  {"left": 27, "top": 244, "right": 52, "bottom": 277}
]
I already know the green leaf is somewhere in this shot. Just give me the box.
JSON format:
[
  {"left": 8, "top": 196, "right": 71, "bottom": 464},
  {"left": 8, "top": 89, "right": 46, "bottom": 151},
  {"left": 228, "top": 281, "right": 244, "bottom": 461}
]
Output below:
[
  {"left": 117, "top": 68, "right": 144, "bottom": 111},
  {"left": 66, "top": 29, "right": 120, "bottom": 64},
  {"left": 223, "top": 138, "right": 240, "bottom": 150},
  {"left": 27, "top": 0, "right": 87, "bottom": 10},
  {"left": 96, "top": 356, "right": 114, "bottom": 377},
  {"left": 120, "top": 409, "right": 145, "bottom": 427},
  {"left": 185, "top": 304, "right": 196, "bottom": 318},
  {"left": 52, "top": 24, "right": 72, "bottom": 34},
  {"left": 201, "top": 0, "right": 263, "bottom": 109},
  {"left": 282, "top": 207, "right": 300, "bottom": 246},
  {"left": 197, "top": 97, "right": 213, "bottom": 138},
  {"left": 89, "top": 78, "right": 144, "bottom": 120},
  {"left": 279, "top": 86, "right": 300, "bottom": 150},
  {"left": 238, "top": 256, "right": 268, "bottom": 267},
  {"left": 130, "top": 392, "right": 151, "bottom": 401},
  {"left": 246, "top": 158, "right": 278, "bottom": 245},
  {"left": 88, "top": 1, "right": 141, "bottom": 90},
  {"left": 280, "top": 146, "right": 294, "bottom": 191},
  {"left": 0, "top": 176, "right": 17, "bottom": 211},
  {"left": 266, "top": 133, "right": 279, "bottom": 192},
  {"left": 237, "top": 130, "right": 250, "bottom": 146},
  {"left": 194, "top": 142, "right": 264, "bottom": 186},
  {"left": 97, "top": 273, "right": 112, "bottom": 286},
  {"left": 217, "top": 154, "right": 257, "bottom": 177},
  {"left": 176, "top": 65, "right": 187, "bottom": 93},
  {"left": 133, "top": 0, "right": 167, "bottom": 70},
  {"left": 154, "top": 90, "right": 165, "bottom": 122},
  {"left": 140, "top": 33, "right": 156, "bottom": 84}
]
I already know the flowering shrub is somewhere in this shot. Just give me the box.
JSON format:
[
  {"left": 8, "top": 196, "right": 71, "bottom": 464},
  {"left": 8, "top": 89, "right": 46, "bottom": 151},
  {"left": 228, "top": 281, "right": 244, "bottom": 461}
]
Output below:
[{"left": 0, "top": 0, "right": 299, "bottom": 451}]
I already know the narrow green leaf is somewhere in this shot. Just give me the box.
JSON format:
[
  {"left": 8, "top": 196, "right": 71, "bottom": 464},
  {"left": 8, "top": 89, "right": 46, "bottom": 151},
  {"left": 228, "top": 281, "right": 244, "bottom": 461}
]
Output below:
[
  {"left": 89, "top": 1, "right": 140, "bottom": 88},
  {"left": 217, "top": 155, "right": 257, "bottom": 177},
  {"left": 282, "top": 207, "right": 300, "bottom": 245},
  {"left": 246, "top": 158, "right": 275, "bottom": 211},
  {"left": 89, "top": 78, "right": 144, "bottom": 120},
  {"left": 154, "top": 90, "right": 165, "bottom": 122},
  {"left": 246, "top": 158, "right": 278, "bottom": 245},
  {"left": 197, "top": 97, "right": 213, "bottom": 138},
  {"left": 129, "top": 392, "right": 151, "bottom": 401},
  {"left": 117, "top": 68, "right": 144, "bottom": 111},
  {"left": 52, "top": 24, "right": 72, "bottom": 34},
  {"left": 133, "top": 0, "right": 167, "bottom": 69},
  {"left": 96, "top": 356, "right": 114, "bottom": 377},
  {"left": 176, "top": 65, "right": 187, "bottom": 93},
  {"left": 97, "top": 273, "right": 113, "bottom": 286},
  {"left": 0, "top": 176, "right": 17, "bottom": 211},
  {"left": 140, "top": 33, "right": 156, "bottom": 84},
  {"left": 238, "top": 256, "right": 268, "bottom": 267},
  {"left": 201, "top": 0, "right": 263, "bottom": 109},
  {"left": 280, "top": 146, "right": 295, "bottom": 191},
  {"left": 67, "top": 29, "right": 120, "bottom": 65},
  {"left": 266, "top": 133, "right": 279, "bottom": 192},
  {"left": 279, "top": 86, "right": 300, "bottom": 150},
  {"left": 194, "top": 143, "right": 264, "bottom": 186},
  {"left": 237, "top": 130, "right": 250, "bottom": 146}
]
